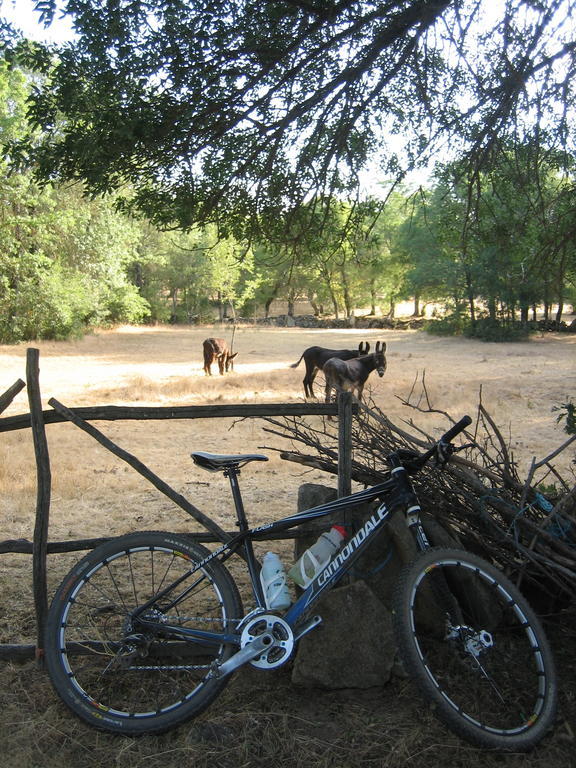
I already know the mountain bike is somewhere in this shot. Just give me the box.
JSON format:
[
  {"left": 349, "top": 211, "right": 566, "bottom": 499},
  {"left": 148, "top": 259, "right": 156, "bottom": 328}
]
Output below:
[{"left": 43, "top": 416, "right": 557, "bottom": 750}]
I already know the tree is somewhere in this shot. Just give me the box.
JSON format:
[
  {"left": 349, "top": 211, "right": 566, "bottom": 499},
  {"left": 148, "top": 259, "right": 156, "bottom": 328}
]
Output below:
[
  {"left": 0, "top": 59, "right": 150, "bottom": 341},
  {"left": 6, "top": 1, "right": 576, "bottom": 240}
]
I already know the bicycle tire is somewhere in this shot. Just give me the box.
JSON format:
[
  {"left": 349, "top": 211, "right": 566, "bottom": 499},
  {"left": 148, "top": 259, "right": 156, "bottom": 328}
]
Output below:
[
  {"left": 44, "top": 531, "right": 243, "bottom": 735},
  {"left": 392, "top": 547, "right": 557, "bottom": 750}
]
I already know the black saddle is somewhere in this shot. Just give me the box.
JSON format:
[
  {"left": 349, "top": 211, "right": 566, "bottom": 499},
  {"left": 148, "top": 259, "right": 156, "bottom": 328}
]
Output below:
[{"left": 191, "top": 451, "right": 269, "bottom": 472}]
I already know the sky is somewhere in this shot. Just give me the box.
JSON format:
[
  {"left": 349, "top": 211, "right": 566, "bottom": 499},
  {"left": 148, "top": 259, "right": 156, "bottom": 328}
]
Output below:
[{"left": 1, "top": 0, "right": 75, "bottom": 43}]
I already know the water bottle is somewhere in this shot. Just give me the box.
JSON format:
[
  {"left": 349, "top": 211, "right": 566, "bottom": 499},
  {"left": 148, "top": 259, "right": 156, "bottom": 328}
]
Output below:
[
  {"left": 288, "top": 526, "right": 347, "bottom": 588},
  {"left": 260, "top": 552, "right": 291, "bottom": 610}
]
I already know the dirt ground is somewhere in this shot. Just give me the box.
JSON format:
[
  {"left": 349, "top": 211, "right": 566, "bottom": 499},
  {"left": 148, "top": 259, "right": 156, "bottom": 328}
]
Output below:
[{"left": 0, "top": 324, "right": 575, "bottom": 768}]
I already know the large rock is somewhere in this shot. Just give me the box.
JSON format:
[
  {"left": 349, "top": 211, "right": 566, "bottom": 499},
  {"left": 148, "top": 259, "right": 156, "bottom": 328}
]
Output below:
[{"left": 291, "top": 580, "right": 395, "bottom": 689}]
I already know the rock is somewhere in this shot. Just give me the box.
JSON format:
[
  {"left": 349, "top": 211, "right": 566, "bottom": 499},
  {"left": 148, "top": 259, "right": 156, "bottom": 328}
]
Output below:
[{"left": 291, "top": 580, "right": 395, "bottom": 689}]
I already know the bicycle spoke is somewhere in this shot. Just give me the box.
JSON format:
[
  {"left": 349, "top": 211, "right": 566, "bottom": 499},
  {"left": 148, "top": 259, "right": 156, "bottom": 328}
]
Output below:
[
  {"left": 45, "top": 533, "right": 242, "bottom": 734},
  {"left": 393, "top": 548, "right": 557, "bottom": 750}
]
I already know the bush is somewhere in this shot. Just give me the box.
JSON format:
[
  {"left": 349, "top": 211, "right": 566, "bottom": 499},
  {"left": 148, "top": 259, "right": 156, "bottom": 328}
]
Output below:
[
  {"left": 104, "top": 284, "right": 151, "bottom": 325},
  {"left": 463, "top": 318, "right": 532, "bottom": 342},
  {"left": 425, "top": 315, "right": 533, "bottom": 342},
  {"left": 424, "top": 314, "right": 468, "bottom": 336}
]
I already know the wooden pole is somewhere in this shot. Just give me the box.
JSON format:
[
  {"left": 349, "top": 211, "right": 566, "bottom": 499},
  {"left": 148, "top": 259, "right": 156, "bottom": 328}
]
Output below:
[
  {"left": 0, "top": 401, "right": 339, "bottom": 433},
  {"left": 337, "top": 391, "right": 353, "bottom": 499},
  {"left": 0, "top": 379, "right": 25, "bottom": 415},
  {"left": 49, "top": 397, "right": 235, "bottom": 547},
  {"left": 27, "top": 349, "right": 51, "bottom": 665}
]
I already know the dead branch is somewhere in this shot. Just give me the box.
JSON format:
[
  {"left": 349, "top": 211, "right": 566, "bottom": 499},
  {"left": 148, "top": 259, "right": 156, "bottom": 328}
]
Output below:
[{"left": 261, "top": 387, "right": 576, "bottom": 603}]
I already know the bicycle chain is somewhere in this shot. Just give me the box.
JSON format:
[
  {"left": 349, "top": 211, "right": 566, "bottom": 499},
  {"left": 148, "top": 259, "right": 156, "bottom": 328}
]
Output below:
[{"left": 121, "top": 614, "right": 243, "bottom": 672}]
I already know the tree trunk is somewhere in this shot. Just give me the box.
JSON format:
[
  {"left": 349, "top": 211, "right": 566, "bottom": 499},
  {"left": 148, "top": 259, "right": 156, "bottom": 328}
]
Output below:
[
  {"left": 370, "top": 282, "right": 377, "bottom": 316},
  {"left": 264, "top": 282, "right": 281, "bottom": 318},
  {"left": 555, "top": 301, "right": 564, "bottom": 324},
  {"left": 555, "top": 250, "right": 567, "bottom": 324},
  {"left": 412, "top": 294, "right": 420, "bottom": 317},
  {"left": 465, "top": 267, "right": 475, "bottom": 324},
  {"left": 488, "top": 296, "right": 497, "bottom": 322},
  {"left": 170, "top": 289, "right": 178, "bottom": 323},
  {"left": 341, "top": 270, "right": 353, "bottom": 319}
]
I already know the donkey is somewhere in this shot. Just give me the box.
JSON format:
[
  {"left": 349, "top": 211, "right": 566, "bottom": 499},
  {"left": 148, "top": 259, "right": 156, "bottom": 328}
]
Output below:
[
  {"left": 202, "top": 337, "right": 238, "bottom": 376},
  {"left": 290, "top": 341, "right": 370, "bottom": 398},
  {"left": 324, "top": 341, "right": 387, "bottom": 403}
]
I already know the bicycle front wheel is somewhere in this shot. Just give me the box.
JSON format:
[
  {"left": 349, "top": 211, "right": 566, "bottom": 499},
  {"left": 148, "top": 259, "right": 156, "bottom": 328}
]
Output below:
[
  {"left": 392, "top": 547, "right": 557, "bottom": 751},
  {"left": 45, "top": 531, "right": 243, "bottom": 735}
]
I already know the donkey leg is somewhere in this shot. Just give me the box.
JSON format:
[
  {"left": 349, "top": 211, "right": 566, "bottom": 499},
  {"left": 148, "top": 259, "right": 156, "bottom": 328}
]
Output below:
[
  {"left": 303, "top": 361, "right": 315, "bottom": 398},
  {"left": 308, "top": 368, "right": 320, "bottom": 399}
]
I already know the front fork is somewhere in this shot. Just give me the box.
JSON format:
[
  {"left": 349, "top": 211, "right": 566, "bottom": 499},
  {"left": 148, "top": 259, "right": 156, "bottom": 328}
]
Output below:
[{"left": 390, "top": 466, "right": 430, "bottom": 552}]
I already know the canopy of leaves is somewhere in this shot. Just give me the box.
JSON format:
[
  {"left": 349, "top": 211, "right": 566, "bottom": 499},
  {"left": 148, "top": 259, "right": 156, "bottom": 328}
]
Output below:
[{"left": 5, "top": 0, "right": 576, "bottom": 239}]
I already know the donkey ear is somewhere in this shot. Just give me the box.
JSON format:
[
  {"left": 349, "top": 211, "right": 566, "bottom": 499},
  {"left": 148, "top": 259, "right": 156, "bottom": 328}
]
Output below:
[
  {"left": 358, "top": 341, "right": 365, "bottom": 354},
  {"left": 381, "top": 342, "right": 386, "bottom": 352},
  {"left": 375, "top": 341, "right": 381, "bottom": 352},
  {"left": 364, "top": 341, "right": 370, "bottom": 353}
]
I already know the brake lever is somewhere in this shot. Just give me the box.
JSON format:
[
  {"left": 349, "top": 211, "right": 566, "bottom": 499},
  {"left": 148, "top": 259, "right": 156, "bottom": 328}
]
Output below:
[
  {"left": 387, "top": 449, "right": 427, "bottom": 475},
  {"left": 435, "top": 441, "right": 455, "bottom": 466},
  {"left": 435, "top": 441, "right": 474, "bottom": 465}
]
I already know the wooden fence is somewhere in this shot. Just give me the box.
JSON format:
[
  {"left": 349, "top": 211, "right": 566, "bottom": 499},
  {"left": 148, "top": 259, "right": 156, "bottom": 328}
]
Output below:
[{"left": 0, "top": 348, "right": 357, "bottom": 662}]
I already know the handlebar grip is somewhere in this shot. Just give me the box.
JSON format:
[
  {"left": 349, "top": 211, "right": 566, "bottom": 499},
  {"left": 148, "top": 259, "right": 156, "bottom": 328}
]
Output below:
[{"left": 439, "top": 415, "right": 472, "bottom": 444}]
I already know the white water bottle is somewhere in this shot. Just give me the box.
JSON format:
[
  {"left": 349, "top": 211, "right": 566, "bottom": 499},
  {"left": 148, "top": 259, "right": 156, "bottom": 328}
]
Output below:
[
  {"left": 260, "top": 552, "right": 291, "bottom": 610},
  {"left": 288, "top": 526, "right": 347, "bottom": 588}
]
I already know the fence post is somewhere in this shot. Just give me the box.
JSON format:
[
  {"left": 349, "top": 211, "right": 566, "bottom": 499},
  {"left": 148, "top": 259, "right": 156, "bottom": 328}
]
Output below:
[
  {"left": 337, "top": 391, "right": 353, "bottom": 499},
  {"left": 27, "top": 348, "right": 51, "bottom": 666}
]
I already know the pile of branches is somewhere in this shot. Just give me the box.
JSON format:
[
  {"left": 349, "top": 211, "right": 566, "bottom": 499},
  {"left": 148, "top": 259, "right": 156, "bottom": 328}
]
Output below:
[{"left": 262, "top": 386, "right": 576, "bottom": 605}]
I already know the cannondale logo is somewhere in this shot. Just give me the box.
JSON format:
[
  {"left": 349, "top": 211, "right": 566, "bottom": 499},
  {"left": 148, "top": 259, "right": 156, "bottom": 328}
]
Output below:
[{"left": 317, "top": 504, "right": 388, "bottom": 587}]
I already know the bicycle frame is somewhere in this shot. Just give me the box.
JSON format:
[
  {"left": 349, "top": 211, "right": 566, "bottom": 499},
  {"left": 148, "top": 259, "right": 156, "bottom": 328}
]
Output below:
[{"left": 134, "top": 463, "right": 430, "bottom": 651}]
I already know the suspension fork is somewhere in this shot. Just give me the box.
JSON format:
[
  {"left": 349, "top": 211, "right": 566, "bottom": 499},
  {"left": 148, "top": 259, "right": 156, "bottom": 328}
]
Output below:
[
  {"left": 390, "top": 466, "right": 430, "bottom": 552},
  {"left": 391, "top": 466, "right": 463, "bottom": 624}
]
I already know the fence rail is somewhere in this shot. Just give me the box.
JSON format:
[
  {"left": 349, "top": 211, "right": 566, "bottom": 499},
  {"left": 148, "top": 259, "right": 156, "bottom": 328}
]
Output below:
[{"left": 0, "top": 348, "right": 357, "bottom": 662}]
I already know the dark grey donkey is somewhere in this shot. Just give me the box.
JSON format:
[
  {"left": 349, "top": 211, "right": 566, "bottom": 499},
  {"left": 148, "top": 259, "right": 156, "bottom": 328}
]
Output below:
[
  {"left": 291, "top": 341, "right": 370, "bottom": 398},
  {"left": 323, "top": 341, "right": 387, "bottom": 403}
]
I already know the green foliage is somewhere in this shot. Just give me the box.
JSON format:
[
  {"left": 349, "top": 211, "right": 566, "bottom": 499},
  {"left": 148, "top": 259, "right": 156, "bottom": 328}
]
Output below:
[
  {"left": 424, "top": 314, "right": 469, "bottom": 337},
  {"left": 104, "top": 284, "right": 150, "bottom": 325},
  {"left": 553, "top": 400, "right": 576, "bottom": 436},
  {"left": 426, "top": 315, "right": 533, "bottom": 342},
  {"left": 462, "top": 319, "right": 532, "bottom": 343},
  {"left": 1, "top": 49, "right": 575, "bottom": 341},
  {"left": 8, "top": 2, "right": 576, "bottom": 239}
]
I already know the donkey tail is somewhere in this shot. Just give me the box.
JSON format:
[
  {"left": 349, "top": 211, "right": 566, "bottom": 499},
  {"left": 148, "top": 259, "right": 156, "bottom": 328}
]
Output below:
[{"left": 290, "top": 353, "right": 305, "bottom": 368}]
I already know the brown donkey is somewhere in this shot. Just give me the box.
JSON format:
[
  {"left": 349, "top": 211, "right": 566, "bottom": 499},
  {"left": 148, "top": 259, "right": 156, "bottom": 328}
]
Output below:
[
  {"left": 202, "top": 338, "right": 238, "bottom": 376},
  {"left": 323, "top": 341, "right": 387, "bottom": 403}
]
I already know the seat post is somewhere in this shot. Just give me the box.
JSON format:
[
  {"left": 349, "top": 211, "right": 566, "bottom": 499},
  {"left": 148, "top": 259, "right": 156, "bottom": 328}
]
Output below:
[
  {"left": 224, "top": 465, "right": 266, "bottom": 607},
  {"left": 225, "top": 465, "right": 249, "bottom": 531}
]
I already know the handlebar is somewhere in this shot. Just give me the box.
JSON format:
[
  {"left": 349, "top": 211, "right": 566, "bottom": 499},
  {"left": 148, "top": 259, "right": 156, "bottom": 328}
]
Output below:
[
  {"left": 388, "top": 415, "right": 472, "bottom": 474},
  {"left": 438, "top": 415, "right": 472, "bottom": 444}
]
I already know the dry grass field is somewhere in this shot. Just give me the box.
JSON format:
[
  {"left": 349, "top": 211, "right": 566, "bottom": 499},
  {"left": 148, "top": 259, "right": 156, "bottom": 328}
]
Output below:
[{"left": 1, "top": 324, "right": 575, "bottom": 768}]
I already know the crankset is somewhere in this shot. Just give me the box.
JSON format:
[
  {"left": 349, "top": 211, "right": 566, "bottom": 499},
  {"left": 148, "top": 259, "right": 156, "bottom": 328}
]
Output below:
[{"left": 240, "top": 613, "right": 295, "bottom": 670}]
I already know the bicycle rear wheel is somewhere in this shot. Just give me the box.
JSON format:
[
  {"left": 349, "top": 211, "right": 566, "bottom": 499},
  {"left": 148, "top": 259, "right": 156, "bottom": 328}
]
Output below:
[
  {"left": 392, "top": 547, "right": 557, "bottom": 750},
  {"left": 44, "top": 531, "right": 243, "bottom": 735}
]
